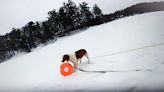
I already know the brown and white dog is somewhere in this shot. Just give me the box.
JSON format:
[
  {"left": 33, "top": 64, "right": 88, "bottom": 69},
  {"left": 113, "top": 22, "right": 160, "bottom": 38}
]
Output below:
[{"left": 61, "top": 49, "right": 89, "bottom": 70}]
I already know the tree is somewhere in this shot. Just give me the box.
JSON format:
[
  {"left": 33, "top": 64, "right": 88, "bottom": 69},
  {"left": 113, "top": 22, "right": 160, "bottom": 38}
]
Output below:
[
  {"left": 58, "top": 6, "right": 67, "bottom": 30},
  {"left": 64, "top": 0, "right": 80, "bottom": 29},
  {"left": 79, "top": 2, "right": 93, "bottom": 27},
  {"left": 92, "top": 4, "right": 103, "bottom": 18},
  {"left": 27, "top": 21, "right": 37, "bottom": 48},
  {"left": 91, "top": 4, "right": 104, "bottom": 25},
  {"left": 48, "top": 9, "right": 60, "bottom": 37}
]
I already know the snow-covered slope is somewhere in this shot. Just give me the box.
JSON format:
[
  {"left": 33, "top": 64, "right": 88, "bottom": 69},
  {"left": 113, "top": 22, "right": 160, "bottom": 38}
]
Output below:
[{"left": 0, "top": 11, "right": 164, "bottom": 91}]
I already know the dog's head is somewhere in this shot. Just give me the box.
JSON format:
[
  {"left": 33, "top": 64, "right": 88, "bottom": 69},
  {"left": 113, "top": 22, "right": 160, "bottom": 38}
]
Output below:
[{"left": 61, "top": 54, "right": 70, "bottom": 63}]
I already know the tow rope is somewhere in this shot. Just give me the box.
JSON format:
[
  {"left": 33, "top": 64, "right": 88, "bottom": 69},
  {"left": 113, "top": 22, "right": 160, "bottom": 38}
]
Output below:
[
  {"left": 91, "top": 42, "right": 164, "bottom": 59},
  {"left": 76, "top": 68, "right": 152, "bottom": 73}
]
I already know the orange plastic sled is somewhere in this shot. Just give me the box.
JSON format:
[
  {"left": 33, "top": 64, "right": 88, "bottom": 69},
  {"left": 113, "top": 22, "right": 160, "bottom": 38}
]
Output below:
[{"left": 60, "top": 63, "right": 74, "bottom": 76}]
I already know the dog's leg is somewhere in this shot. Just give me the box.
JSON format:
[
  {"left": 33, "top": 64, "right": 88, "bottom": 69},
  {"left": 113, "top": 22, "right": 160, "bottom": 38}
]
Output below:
[
  {"left": 77, "top": 59, "right": 81, "bottom": 64},
  {"left": 74, "top": 62, "right": 78, "bottom": 72},
  {"left": 85, "top": 53, "right": 90, "bottom": 64},
  {"left": 79, "top": 59, "right": 82, "bottom": 64},
  {"left": 71, "top": 61, "right": 78, "bottom": 72}
]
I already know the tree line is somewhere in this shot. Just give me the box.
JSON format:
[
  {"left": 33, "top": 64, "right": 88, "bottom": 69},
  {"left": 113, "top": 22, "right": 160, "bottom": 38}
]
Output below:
[{"left": 0, "top": 0, "right": 103, "bottom": 62}]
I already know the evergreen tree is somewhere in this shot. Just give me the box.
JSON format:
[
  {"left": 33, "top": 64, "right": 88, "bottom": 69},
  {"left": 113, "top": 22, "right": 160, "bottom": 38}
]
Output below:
[
  {"left": 28, "top": 21, "right": 37, "bottom": 48},
  {"left": 48, "top": 9, "right": 60, "bottom": 36},
  {"left": 19, "top": 30, "right": 31, "bottom": 52},
  {"left": 42, "top": 21, "right": 53, "bottom": 40},
  {"left": 79, "top": 2, "right": 93, "bottom": 27},
  {"left": 91, "top": 4, "right": 103, "bottom": 25},
  {"left": 58, "top": 6, "right": 67, "bottom": 30},
  {"left": 64, "top": 0, "right": 79, "bottom": 29},
  {"left": 92, "top": 4, "right": 103, "bottom": 18}
]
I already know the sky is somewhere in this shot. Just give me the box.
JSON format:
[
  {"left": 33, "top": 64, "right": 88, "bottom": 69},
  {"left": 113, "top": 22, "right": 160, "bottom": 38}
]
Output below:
[{"left": 0, "top": 0, "right": 163, "bottom": 35}]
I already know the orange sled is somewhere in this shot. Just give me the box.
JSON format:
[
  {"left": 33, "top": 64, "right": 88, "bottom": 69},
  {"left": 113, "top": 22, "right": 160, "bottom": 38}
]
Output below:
[{"left": 60, "top": 63, "right": 74, "bottom": 76}]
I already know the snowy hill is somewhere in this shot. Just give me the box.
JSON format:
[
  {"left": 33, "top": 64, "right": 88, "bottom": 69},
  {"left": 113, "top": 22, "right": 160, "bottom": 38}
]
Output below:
[{"left": 0, "top": 11, "right": 164, "bottom": 91}]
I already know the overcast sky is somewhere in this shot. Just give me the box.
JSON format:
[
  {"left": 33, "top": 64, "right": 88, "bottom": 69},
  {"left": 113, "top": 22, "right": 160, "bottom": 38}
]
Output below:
[{"left": 0, "top": 0, "right": 163, "bottom": 35}]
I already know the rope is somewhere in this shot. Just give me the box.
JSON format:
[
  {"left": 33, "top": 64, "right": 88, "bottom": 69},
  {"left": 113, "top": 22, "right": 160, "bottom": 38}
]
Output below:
[
  {"left": 76, "top": 68, "right": 152, "bottom": 73},
  {"left": 90, "top": 42, "right": 164, "bottom": 59}
]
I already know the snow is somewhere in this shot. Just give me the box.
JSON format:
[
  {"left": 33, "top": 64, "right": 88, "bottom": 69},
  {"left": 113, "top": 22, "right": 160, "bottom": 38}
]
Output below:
[{"left": 0, "top": 11, "right": 164, "bottom": 91}]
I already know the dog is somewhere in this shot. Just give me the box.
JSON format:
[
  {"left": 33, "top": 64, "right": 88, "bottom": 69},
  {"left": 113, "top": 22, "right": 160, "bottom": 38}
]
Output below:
[{"left": 61, "top": 49, "right": 89, "bottom": 70}]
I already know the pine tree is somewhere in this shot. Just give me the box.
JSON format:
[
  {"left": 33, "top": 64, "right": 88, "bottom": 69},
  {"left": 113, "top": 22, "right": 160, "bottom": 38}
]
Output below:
[
  {"left": 58, "top": 6, "right": 67, "bottom": 30},
  {"left": 48, "top": 9, "right": 60, "bottom": 36},
  {"left": 79, "top": 2, "right": 93, "bottom": 27},
  {"left": 92, "top": 4, "right": 103, "bottom": 18},
  {"left": 19, "top": 30, "right": 31, "bottom": 52},
  {"left": 28, "top": 21, "right": 37, "bottom": 48},
  {"left": 91, "top": 4, "right": 104, "bottom": 25},
  {"left": 65, "top": 0, "right": 79, "bottom": 29}
]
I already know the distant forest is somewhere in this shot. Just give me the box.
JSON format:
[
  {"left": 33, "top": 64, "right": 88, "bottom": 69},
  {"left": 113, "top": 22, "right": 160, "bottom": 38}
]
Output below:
[{"left": 0, "top": 1, "right": 164, "bottom": 63}]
